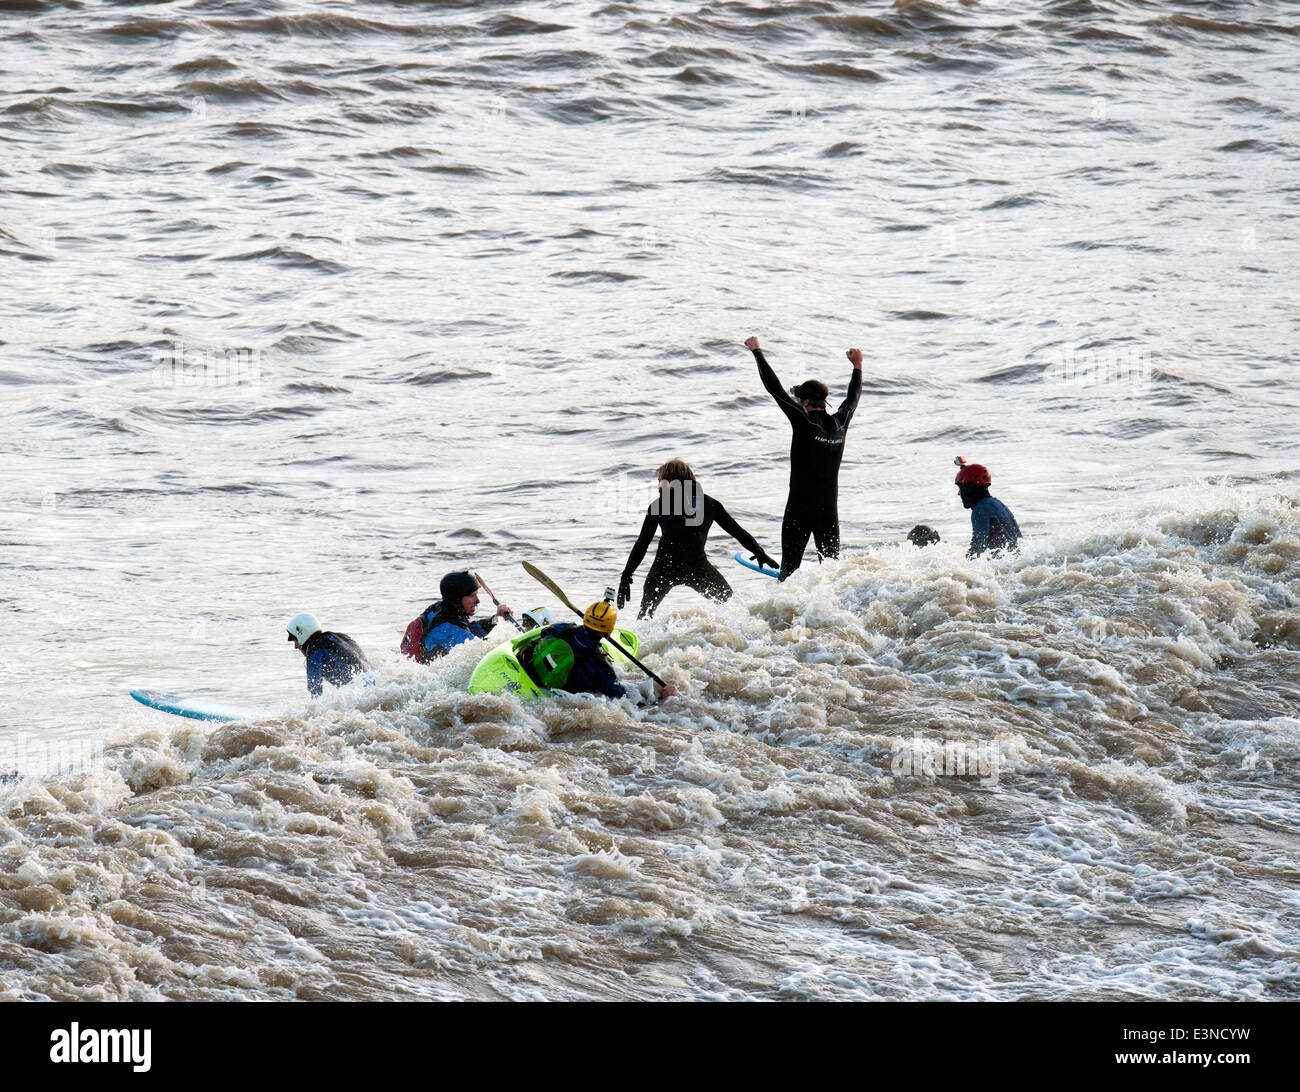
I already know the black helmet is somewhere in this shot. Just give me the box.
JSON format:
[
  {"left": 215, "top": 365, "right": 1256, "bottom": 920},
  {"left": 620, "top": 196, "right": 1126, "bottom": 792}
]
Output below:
[{"left": 440, "top": 571, "right": 479, "bottom": 601}]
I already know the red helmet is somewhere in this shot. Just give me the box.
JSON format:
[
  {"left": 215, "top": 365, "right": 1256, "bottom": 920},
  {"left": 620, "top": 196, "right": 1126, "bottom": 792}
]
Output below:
[{"left": 954, "top": 456, "right": 991, "bottom": 485}]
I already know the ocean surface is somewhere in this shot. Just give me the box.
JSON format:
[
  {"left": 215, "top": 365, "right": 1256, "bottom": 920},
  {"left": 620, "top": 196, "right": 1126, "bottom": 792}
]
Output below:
[{"left": 2, "top": 0, "right": 1298, "bottom": 1000}]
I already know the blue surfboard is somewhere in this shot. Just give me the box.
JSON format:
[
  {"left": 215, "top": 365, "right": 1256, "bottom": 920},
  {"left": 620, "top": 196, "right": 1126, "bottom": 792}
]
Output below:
[
  {"left": 130, "top": 689, "right": 268, "bottom": 723},
  {"left": 733, "top": 551, "right": 780, "bottom": 579}
]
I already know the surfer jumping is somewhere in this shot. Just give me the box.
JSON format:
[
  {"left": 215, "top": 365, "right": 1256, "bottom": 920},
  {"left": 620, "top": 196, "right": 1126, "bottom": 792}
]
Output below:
[{"left": 746, "top": 335, "right": 863, "bottom": 580}]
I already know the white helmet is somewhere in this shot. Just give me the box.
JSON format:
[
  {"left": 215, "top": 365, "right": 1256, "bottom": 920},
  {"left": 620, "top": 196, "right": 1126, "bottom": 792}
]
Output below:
[
  {"left": 286, "top": 612, "right": 321, "bottom": 644},
  {"left": 524, "top": 606, "right": 554, "bottom": 628}
]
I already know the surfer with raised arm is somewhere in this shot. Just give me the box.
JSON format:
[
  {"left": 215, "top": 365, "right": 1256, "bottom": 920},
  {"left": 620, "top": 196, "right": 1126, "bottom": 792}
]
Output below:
[{"left": 746, "top": 335, "right": 863, "bottom": 580}]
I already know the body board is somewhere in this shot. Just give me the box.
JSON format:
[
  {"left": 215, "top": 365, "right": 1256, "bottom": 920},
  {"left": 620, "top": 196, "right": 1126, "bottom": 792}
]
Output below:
[
  {"left": 733, "top": 551, "right": 780, "bottom": 579},
  {"left": 130, "top": 688, "right": 268, "bottom": 723}
]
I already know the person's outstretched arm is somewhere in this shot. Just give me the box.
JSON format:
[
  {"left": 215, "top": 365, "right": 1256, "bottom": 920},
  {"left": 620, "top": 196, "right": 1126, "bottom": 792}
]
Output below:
[
  {"left": 619, "top": 507, "right": 659, "bottom": 607},
  {"left": 710, "top": 497, "right": 778, "bottom": 570},
  {"left": 836, "top": 348, "right": 864, "bottom": 427},
  {"left": 746, "top": 335, "right": 803, "bottom": 425}
]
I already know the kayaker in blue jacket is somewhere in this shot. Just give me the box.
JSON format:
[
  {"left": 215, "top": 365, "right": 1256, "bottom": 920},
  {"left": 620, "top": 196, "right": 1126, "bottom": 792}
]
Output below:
[
  {"left": 954, "top": 457, "right": 1022, "bottom": 557},
  {"left": 401, "top": 571, "right": 514, "bottom": 662},
  {"left": 287, "top": 613, "right": 372, "bottom": 696}
]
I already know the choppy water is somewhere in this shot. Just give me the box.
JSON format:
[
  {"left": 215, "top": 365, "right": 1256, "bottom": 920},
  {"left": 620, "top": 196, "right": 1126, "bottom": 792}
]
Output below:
[{"left": 2, "top": 0, "right": 1298, "bottom": 1000}]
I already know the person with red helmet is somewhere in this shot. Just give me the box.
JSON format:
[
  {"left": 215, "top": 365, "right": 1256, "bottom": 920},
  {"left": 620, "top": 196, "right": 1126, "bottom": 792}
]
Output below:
[{"left": 954, "top": 457, "right": 1021, "bottom": 557}]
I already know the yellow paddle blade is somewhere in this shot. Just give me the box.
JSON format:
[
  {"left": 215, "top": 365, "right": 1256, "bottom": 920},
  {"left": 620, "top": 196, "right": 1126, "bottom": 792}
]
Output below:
[{"left": 521, "top": 561, "right": 582, "bottom": 618}]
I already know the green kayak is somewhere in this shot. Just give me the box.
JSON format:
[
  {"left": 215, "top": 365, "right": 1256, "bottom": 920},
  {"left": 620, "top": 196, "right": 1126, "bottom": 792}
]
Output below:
[{"left": 468, "top": 627, "right": 640, "bottom": 700}]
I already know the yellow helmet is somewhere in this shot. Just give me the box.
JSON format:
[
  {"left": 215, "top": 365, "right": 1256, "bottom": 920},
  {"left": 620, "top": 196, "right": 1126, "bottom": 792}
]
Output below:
[{"left": 583, "top": 599, "right": 617, "bottom": 635}]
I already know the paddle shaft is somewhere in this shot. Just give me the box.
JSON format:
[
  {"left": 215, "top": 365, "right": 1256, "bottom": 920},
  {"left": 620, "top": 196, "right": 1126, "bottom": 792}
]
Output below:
[
  {"left": 521, "top": 561, "right": 669, "bottom": 689},
  {"left": 474, "top": 571, "right": 522, "bottom": 631}
]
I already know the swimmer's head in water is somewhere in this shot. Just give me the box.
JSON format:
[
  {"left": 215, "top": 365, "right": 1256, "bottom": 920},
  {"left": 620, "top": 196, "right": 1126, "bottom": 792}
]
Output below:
[
  {"left": 521, "top": 606, "right": 554, "bottom": 631},
  {"left": 907, "top": 525, "right": 940, "bottom": 548}
]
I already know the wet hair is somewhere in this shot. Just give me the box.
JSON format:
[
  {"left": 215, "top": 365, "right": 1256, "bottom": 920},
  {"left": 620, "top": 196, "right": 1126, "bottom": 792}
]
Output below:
[
  {"left": 656, "top": 458, "right": 696, "bottom": 483},
  {"left": 654, "top": 458, "right": 701, "bottom": 520},
  {"left": 907, "top": 525, "right": 940, "bottom": 548},
  {"left": 792, "top": 380, "right": 828, "bottom": 407}
]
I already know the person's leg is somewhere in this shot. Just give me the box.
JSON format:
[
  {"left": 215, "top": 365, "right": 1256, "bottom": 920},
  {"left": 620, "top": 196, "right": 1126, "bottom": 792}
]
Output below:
[
  {"left": 638, "top": 561, "right": 676, "bottom": 619},
  {"left": 813, "top": 512, "right": 841, "bottom": 560},
  {"left": 780, "top": 502, "right": 813, "bottom": 581},
  {"left": 686, "top": 561, "right": 733, "bottom": 602}
]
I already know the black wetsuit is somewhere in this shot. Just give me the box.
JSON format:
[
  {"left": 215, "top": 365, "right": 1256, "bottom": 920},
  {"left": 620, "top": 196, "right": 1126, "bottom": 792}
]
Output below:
[
  {"left": 753, "top": 347, "right": 862, "bottom": 579},
  {"left": 621, "top": 487, "right": 765, "bottom": 618}
]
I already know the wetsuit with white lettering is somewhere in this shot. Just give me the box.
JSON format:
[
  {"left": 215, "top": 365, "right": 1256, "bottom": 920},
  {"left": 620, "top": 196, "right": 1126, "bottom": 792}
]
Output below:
[
  {"left": 621, "top": 489, "right": 766, "bottom": 618},
  {"left": 753, "top": 347, "right": 862, "bottom": 579}
]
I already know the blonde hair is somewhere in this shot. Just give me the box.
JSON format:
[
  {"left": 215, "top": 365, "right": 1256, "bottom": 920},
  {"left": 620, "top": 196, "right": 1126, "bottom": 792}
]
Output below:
[{"left": 655, "top": 458, "right": 696, "bottom": 483}]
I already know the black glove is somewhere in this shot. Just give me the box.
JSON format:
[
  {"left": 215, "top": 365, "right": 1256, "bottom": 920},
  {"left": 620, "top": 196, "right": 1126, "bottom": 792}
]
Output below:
[
  {"left": 617, "top": 572, "right": 633, "bottom": 609},
  {"left": 753, "top": 550, "right": 778, "bottom": 571}
]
